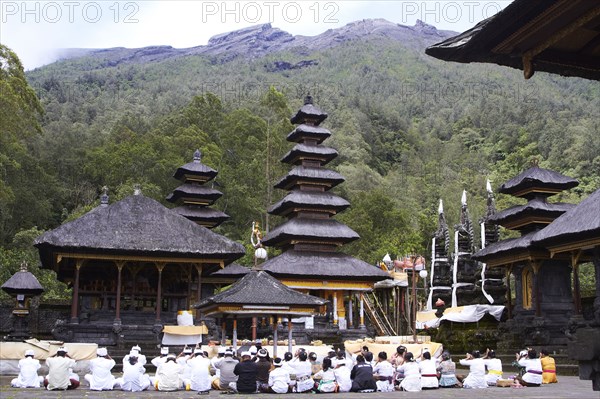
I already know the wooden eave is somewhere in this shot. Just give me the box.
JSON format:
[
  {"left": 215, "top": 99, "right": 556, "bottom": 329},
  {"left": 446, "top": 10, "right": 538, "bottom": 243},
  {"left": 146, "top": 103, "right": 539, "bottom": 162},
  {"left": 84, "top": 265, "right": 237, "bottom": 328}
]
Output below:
[
  {"left": 281, "top": 279, "right": 374, "bottom": 291},
  {"left": 200, "top": 304, "right": 320, "bottom": 317},
  {"left": 547, "top": 237, "right": 600, "bottom": 258},
  {"left": 183, "top": 174, "right": 212, "bottom": 183},
  {"left": 483, "top": 248, "right": 550, "bottom": 268},
  {"left": 510, "top": 186, "right": 564, "bottom": 198},
  {"left": 54, "top": 252, "right": 225, "bottom": 269},
  {"left": 500, "top": 216, "right": 556, "bottom": 230}
]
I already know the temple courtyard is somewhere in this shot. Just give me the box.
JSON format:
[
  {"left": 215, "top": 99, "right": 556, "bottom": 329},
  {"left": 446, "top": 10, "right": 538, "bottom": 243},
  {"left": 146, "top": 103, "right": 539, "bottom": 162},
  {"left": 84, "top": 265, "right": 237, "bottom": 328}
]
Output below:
[{"left": 0, "top": 375, "right": 597, "bottom": 399}]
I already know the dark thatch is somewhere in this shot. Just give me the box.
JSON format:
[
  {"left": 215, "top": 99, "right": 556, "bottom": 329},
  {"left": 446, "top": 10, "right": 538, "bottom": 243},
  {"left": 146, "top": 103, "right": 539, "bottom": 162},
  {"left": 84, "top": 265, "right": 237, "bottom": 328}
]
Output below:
[
  {"left": 287, "top": 124, "right": 331, "bottom": 144},
  {"left": 171, "top": 206, "right": 229, "bottom": 226},
  {"left": 210, "top": 263, "right": 251, "bottom": 277},
  {"left": 262, "top": 218, "right": 360, "bottom": 246},
  {"left": 532, "top": 188, "right": 600, "bottom": 247},
  {"left": 280, "top": 144, "right": 338, "bottom": 165},
  {"left": 261, "top": 250, "right": 389, "bottom": 280},
  {"left": 290, "top": 95, "right": 328, "bottom": 125},
  {"left": 173, "top": 158, "right": 218, "bottom": 181},
  {"left": 487, "top": 199, "right": 575, "bottom": 225},
  {"left": 194, "top": 270, "right": 327, "bottom": 308},
  {"left": 499, "top": 166, "right": 578, "bottom": 199},
  {"left": 472, "top": 232, "right": 539, "bottom": 261},
  {"left": 268, "top": 190, "right": 350, "bottom": 216},
  {"left": 1, "top": 270, "right": 44, "bottom": 296},
  {"left": 275, "top": 166, "right": 344, "bottom": 190},
  {"left": 34, "top": 194, "right": 245, "bottom": 268},
  {"left": 166, "top": 184, "right": 223, "bottom": 204},
  {"left": 425, "top": 0, "right": 600, "bottom": 81}
]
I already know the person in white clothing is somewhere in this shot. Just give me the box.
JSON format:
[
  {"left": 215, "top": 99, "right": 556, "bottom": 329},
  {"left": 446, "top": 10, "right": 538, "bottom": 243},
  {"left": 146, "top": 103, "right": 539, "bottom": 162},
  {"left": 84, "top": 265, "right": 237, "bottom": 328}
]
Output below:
[
  {"left": 152, "top": 354, "right": 182, "bottom": 391},
  {"left": 291, "top": 351, "right": 314, "bottom": 393},
  {"left": 268, "top": 357, "right": 291, "bottom": 393},
  {"left": 123, "top": 345, "right": 146, "bottom": 366},
  {"left": 151, "top": 347, "right": 169, "bottom": 368},
  {"left": 11, "top": 349, "right": 43, "bottom": 388},
  {"left": 115, "top": 352, "right": 151, "bottom": 392},
  {"left": 373, "top": 351, "right": 394, "bottom": 392},
  {"left": 515, "top": 349, "right": 542, "bottom": 387},
  {"left": 459, "top": 350, "right": 488, "bottom": 389},
  {"left": 177, "top": 347, "right": 193, "bottom": 385},
  {"left": 333, "top": 358, "right": 352, "bottom": 392},
  {"left": 84, "top": 347, "right": 116, "bottom": 390},
  {"left": 313, "top": 357, "right": 337, "bottom": 393},
  {"left": 419, "top": 351, "right": 439, "bottom": 389},
  {"left": 483, "top": 349, "right": 503, "bottom": 386},
  {"left": 186, "top": 348, "right": 211, "bottom": 393},
  {"left": 397, "top": 352, "right": 421, "bottom": 392},
  {"left": 45, "top": 347, "right": 79, "bottom": 390}
]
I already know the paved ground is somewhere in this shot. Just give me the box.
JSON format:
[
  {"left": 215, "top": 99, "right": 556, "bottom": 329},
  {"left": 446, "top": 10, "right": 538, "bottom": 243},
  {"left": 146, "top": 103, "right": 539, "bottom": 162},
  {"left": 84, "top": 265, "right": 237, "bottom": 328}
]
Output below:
[{"left": 1, "top": 375, "right": 597, "bottom": 399}]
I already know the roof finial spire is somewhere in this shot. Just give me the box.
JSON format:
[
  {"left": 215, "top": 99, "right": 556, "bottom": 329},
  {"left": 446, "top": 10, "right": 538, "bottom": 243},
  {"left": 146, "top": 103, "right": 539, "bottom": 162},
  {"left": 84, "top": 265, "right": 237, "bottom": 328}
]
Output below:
[
  {"left": 193, "top": 149, "right": 202, "bottom": 162},
  {"left": 100, "top": 186, "right": 109, "bottom": 206},
  {"left": 304, "top": 93, "right": 313, "bottom": 105},
  {"left": 133, "top": 184, "right": 141, "bottom": 196},
  {"left": 461, "top": 190, "right": 467, "bottom": 206},
  {"left": 486, "top": 179, "right": 493, "bottom": 193},
  {"left": 438, "top": 199, "right": 444, "bottom": 214},
  {"left": 530, "top": 157, "right": 540, "bottom": 167},
  {"left": 20, "top": 261, "right": 28, "bottom": 272}
]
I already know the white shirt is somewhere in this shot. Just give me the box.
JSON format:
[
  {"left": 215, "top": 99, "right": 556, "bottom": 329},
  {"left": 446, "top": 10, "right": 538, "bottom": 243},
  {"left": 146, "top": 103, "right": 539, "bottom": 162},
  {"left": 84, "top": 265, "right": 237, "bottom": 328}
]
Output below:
[
  {"left": 418, "top": 359, "right": 439, "bottom": 388},
  {"left": 151, "top": 356, "right": 167, "bottom": 368},
  {"left": 13, "top": 357, "right": 41, "bottom": 388},
  {"left": 177, "top": 355, "right": 192, "bottom": 380},
  {"left": 87, "top": 357, "right": 116, "bottom": 390},
  {"left": 156, "top": 361, "right": 182, "bottom": 391},
  {"left": 334, "top": 366, "right": 352, "bottom": 392},
  {"left": 123, "top": 354, "right": 146, "bottom": 366},
  {"left": 398, "top": 361, "right": 421, "bottom": 392},
  {"left": 518, "top": 358, "right": 543, "bottom": 385},
  {"left": 269, "top": 367, "right": 291, "bottom": 393},
  {"left": 292, "top": 360, "right": 313, "bottom": 392},
  {"left": 120, "top": 363, "right": 147, "bottom": 392},
  {"left": 187, "top": 356, "right": 211, "bottom": 392},
  {"left": 46, "top": 356, "right": 77, "bottom": 390},
  {"left": 484, "top": 358, "right": 503, "bottom": 384},
  {"left": 459, "top": 358, "right": 488, "bottom": 389}
]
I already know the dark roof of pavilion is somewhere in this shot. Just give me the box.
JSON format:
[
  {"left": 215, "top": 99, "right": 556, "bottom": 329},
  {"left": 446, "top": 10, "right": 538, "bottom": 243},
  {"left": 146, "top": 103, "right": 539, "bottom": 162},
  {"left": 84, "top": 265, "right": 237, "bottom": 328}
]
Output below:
[
  {"left": 281, "top": 144, "right": 338, "bottom": 165},
  {"left": 1, "top": 268, "right": 44, "bottom": 296},
  {"left": 262, "top": 218, "right": 360, "bottom": 246},
  {"left": 532, "top": 188, "right": 600, "bottom": 248},
  {"left": 472, "top": 231, "right": 540, "bottom": 261},
  {"left": 275, "top": 167, "right": 344, "bottom": 190},
  {"left": 261, "top": 250, "right": 389, "bottom": 280},
  {"left": 210, "top": 263, "right": 251, "bottom": 277},
  {"left": 34, "top": 194, "right": 245, "bottom": 267},
  {"left": 425, "top": 0, "right": 600, "bottom": 81},
  {"left": 194, "top": 270, "right": 327, "bottom": 308},
  {"left": 499, "top": 166, "right": 578, "bottom": 199},
  {"left": 173, "top": 150, "right": 218, "bottom": 181},
  {"left": 171, "top": 206, "right": 229, "bottom": 225},
  {"left": 166, "top": 184, "right": 223, "bottom": 203},
  {"left": 287, "top": 124, "right": 332, "bottom": 144},
  {"left": 268, "top": 190, "right": 350, "bottom": 216},
  {"left": 487, "top": 198, "right": 575, "bottom": 226},
  {"left": 290, "top": 96, "right": 328, "bottom": 125}
]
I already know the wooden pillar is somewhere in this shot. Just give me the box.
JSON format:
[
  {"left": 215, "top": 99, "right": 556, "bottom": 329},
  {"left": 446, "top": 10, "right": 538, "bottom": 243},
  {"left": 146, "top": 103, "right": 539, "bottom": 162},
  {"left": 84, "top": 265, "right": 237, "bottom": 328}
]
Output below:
[
  {"left": 251, "top": 317, "right": 257, "bottom": 341},
  {"left": 186, "top": 266, "right": 192, "bottom": 309},
  {"left": 571, "top": 251, "right": 583, "bottom": 315},
  {"left": 532, "top": 261, "right": 542, "bottom": 318},
  {"left": 114, "top": 261, "right": 126, "bottom": 323},
  {"left": 593, "top": 247, "right": 600, "bottom": 323},
  {"left": 155, "top": 262, "right": 166, "bottom": 322},
  {"left": 359, "top": 292, "right": 365, "bottom": 329},
  {"left": 70, "top": 259, "right": 84, "bottom": 324},
  {"left": 273, "top": 316, "right": 278, "bottom": 358},
  {"left": 287, "top": 315, "right": 293, "bottom": 354},
  {"left": 233, "top": 316, "right": 238, "bottom": 350},
  {"left": 194, "top": 264, "right": 203, "bottom": 324},
  {"left": 336, "top": 291, "right": 346, "bottom": 326},
  {"left": 348, "top": 294, "right": 354, "bottom": 328},
  {"left": 221, "top": 318, "right": 227, "bottom": 346},
  {"left": 506, "top": 266, "right": 513, "bottom": 320}
]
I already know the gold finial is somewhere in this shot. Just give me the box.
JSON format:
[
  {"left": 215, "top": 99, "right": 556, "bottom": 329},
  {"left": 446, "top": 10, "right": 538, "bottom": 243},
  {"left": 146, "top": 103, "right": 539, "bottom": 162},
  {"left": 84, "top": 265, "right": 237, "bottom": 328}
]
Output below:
[{"left": 530, "top": 157, "right": 540, "bottom": 167}]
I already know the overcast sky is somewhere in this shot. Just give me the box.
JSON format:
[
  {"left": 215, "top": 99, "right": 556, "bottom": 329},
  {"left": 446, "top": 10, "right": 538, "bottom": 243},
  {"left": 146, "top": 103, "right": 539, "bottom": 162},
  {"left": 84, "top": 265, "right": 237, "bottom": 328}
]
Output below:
[{"left": 1, "top": 1, "right": 509, "bottom": 70}]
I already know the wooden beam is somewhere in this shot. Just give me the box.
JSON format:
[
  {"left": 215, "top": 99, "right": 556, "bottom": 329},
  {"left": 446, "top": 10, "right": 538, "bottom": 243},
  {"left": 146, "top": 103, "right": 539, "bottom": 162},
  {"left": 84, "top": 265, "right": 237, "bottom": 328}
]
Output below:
[{"left": 55, "top": 252, "right": 227, "bottom": 265}]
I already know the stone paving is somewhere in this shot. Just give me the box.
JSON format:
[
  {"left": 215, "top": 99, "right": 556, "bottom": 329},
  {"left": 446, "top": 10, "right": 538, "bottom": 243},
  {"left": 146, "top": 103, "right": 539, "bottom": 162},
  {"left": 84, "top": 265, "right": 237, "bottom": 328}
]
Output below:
[{"left": 1, "top": 375, "right": 597, "bottom": 399}]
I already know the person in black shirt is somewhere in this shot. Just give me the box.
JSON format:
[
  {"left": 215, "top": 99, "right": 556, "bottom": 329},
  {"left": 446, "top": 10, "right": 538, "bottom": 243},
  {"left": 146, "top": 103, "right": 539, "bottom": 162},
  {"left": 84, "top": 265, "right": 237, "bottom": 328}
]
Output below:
[
  {"left": 350, "top": 354, "right": 377, "bottom": 392},
  {"left": 255, "top": 349, "right": 272, "bottom": 393},
  {"left": 233, "top": 352, "right": 258, "bottom": 394}
]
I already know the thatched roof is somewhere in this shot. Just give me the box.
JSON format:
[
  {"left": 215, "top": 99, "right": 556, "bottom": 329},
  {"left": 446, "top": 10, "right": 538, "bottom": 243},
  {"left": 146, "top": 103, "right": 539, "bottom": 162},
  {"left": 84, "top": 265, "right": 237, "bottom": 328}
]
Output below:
[
  {"left": 171, "top": 206, "right": 229, "bottom": 226},
  {"left": 425, "top": 0, "right": 600, "bottom": 81},
  {"left": 166, "top": 184, "right": 223, "bottom": 204},
  {"left": 281, "top": 143, "right": 338, "bottom": 165},
  {"left": 287, "top": 124, "right": 332, "bottom": 144},
  {"left": 1, "top": 267, "right": 44, "bottom": 296},
  {"left": 472, "top": 232, "right": 540, "bottom": 261},
  {"left": 173, "top": 160, "right": 218, "bottom": 182},
  {"left": 499, "top": 166, "right": 578, "bottom": 199},
  {"left": 35, "top": 194, "right": 245, "bottom": 267},
  {"left": 290, "top": 95, "right": 328, "bottom": 125},
  {"left": 262, "top": 218, "right": 360, "bottom": 247},
  {"left": 210, "top": 263, "right": 250, "bottom": 277},
  {"left": 261, "top": 250, "right": 389, "bottom": 280},
  {"left": 532, "top": 188, "right": 600, "bottom": 248},
  {"left": 488, "top": 198, "right": 575, "bottom": 227},
  {"left": 195, "top": 270, "right": 326, "bottom": 310},
  {"left": 268, "top": 190, "right": 350, "bottom": 216},
  {"left": 275, "top": 166, "right": 344, "bottom": 190}
]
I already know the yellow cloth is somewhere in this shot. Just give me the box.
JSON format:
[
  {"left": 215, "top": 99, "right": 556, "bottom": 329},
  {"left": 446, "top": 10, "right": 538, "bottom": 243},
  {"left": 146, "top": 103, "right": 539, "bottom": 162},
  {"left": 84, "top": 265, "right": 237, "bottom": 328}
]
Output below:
[
  {"left": 0, "top": 340, "right": 97, "bottom": 360},
  {"left": 344, "top": 340, "right": 443, "bottom": 359},
  {"left": 541, "top": 356, "right": 558, "bottom": 384},
  {"left": 162, "top": 325, "right": 208, "bottom": 335}
]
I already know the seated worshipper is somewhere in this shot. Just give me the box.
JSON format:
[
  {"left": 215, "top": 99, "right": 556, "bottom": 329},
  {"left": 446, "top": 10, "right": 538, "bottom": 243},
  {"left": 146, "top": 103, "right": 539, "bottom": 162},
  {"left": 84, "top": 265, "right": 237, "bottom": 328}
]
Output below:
[
  {"left": 391, "top": 345, "right": 407, "bottom": 368},
  {"left": 256, "top": 349, "right": 272, "bottom": 393},
  {"left": 483, "top": 349, "right": 503, "bottom": 386},
  {"left": 186, "top": 348, "right": 211, "bottom": 393},
  {"left": 419, "top": 350, "right": 439, "bottom": 389},
  {"left": 232, "top": 351, "right": 258, "bottom": 393},
  {"left": 210, "top": 346, "right": 226, "bottom": 389},
  {"left": 540, "top": 349, "right": 558, "bottom": 384},
  {"left": 334, "top": 355, "right": 352, "bottom": 393},
  {"left": 282, "top": 352, "right": 295, "bottom": 373},
  {"left": 44, "top": 347, "right": 79, "bottom": 390},
  {"left": 151, "top": 347, "right": 169, "bottom": 368},
  {"left": 11, "top": 349, "right": 43, "bottom": 388},
  {"left": 373, "top": 351, "right": 394, "bottom": 392},
  {"left": 269, "top": 357, "right": 292, "bottom": 394},
  {"left": 514, "top": 349, "right": 542, "bottom": 387},
  {"left": 177, "top": 346, "right": 194, "bottom": 386},
  {"left": 437, "top": 352, "right": 460, "bottom": 388},
  {"left": 123, "top": 345, "right": 146, "bottom": 366},
  {"left": 309, "top": 352, "right": 321, "bottom": 375},
  {"left": 292, "top": 350, "right": 314, "bottom": 393},
  {"left": 215, "top": 349, "right": 239, "bottom": 392},
  {"left": 313, "top": 357, "right": 337, "bottom": 393},
  {"left": 397, "top": 352, "right": 421, "bottom": 392},
  {"left": 459, "top": 350, "right": 487, "bottom": 389},
  {"left": 350, "top": 354, "right": 377, "bottom": 392},
  {"left": 152, "top": 354, "right": 182, "bottom": 391},
  {"left": 84, "top": 347, "right": 116, "bottom": 390},
  {"left": 336, "top": 350, "right": 353, "bottom": 368},
  {"left": 364, "top": 351, "right": 376, "bottom": 368},
  {"left": 115, "top": 351, "right": 151, "bottom": 392}
]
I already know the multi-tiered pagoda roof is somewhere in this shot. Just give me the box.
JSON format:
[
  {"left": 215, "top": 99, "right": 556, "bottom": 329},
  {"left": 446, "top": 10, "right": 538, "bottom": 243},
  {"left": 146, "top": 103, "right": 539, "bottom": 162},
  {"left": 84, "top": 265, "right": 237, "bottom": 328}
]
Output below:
[
  {"left": 261, "top": 95, "right": 388, "bottom": 284},
  {"left": 167, "top": 150, "right": 229, "bottom": 228}
]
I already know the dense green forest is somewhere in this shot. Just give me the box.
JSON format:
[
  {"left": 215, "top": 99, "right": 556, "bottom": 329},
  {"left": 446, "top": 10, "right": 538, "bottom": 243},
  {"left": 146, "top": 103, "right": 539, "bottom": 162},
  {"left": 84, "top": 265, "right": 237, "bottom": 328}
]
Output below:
[{"left": 0, "top": 24, "right": 598, "bottom": 299}]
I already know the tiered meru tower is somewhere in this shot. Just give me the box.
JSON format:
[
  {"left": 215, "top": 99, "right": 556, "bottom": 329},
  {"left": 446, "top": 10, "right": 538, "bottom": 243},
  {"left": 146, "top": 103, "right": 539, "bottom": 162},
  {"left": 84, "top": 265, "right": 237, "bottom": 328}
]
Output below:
[
  {"left": 260, "top": 95, "right": 388, "bottom": 329},
  {"left": 167, "top": 149, "right": 229, "bottom": 228}
]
